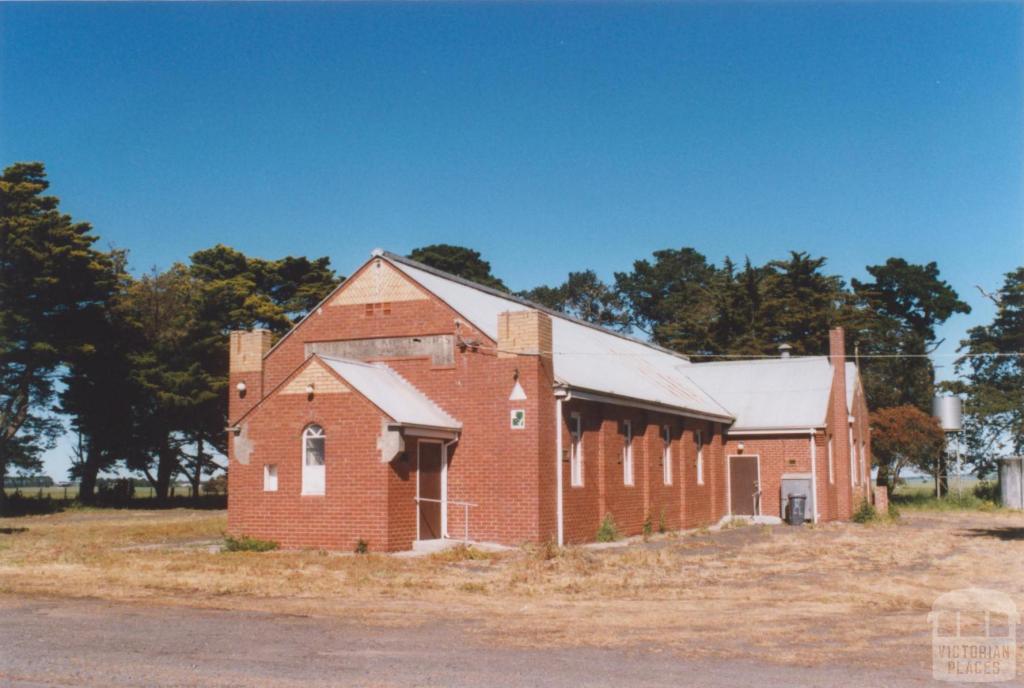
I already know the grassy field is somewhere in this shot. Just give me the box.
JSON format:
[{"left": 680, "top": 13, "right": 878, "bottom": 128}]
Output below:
[
  {"left": 891, "top": 477, "right": 1000, "bottom": 511},
  {"left": 1, "top": 506, "right": 1022, "bottom": 668}
]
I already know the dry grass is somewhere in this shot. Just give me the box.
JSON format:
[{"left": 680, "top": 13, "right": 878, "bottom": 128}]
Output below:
[{"left": 1, "top": 507, "right": 1022, "bottom": 668}]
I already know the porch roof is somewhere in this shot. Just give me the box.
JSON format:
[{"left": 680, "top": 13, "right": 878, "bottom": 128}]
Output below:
[{"left": 318, "top": 355, "right": 462, "bottom": 432}]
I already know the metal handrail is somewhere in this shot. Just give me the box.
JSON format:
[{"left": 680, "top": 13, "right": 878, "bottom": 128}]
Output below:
[{"left": 414, "top": 497, "right": 477, "bottom": 543}]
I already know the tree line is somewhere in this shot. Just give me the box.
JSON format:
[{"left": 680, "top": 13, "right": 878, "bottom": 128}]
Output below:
[{"left": 2, "top": 163, "right": 1020, "bottom": 508}]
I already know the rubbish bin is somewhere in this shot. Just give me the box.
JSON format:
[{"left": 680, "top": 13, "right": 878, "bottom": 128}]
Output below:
[{"left": 787, "top": 494, "right": 806, "bottom": 525}]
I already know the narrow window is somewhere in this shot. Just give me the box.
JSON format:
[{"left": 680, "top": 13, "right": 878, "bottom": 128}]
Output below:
[
  {"left": 696, "top": 429, "right": 704, "bottom": 485},
  {"left": 570, "top": 413, "right": 583, "bottom": 487},
  {"left": 827, "top": 436, "right": 834, "bottom": 484},
  {"left": 622, "top": 420, "right": 634, "bottom": 486},
  {"left": 302, "top": 424, "right": 326, "bottom": 496},
  {"left": 849, "top": 427, "right": 856, "bottom": 487},
  {"left": 860, "top": 441, "right": 866, "bottom": 486},
  {"left": 662, "top": 425, "right": 672, "bottom": 485},
  {"left": 263, "top": 464, "right": 278, "bottom": 492}
]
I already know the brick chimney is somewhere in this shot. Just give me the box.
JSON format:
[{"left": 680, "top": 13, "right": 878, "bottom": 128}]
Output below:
[
  {"left": 497, "top": 310, "right": 552, "bottom": 360},
  {"left": 229, "top": 329, "right": 273, "bottom": 423},
  {"left": 496, "top": 309, "right": 556, "bottom": 539},
  {"left": 829, "top": 326, "right": 852, "bottom": 518}
]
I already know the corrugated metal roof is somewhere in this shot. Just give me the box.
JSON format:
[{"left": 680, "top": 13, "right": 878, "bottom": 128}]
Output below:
[
  {"left": 685, "top": 358, "right": 861, "bottom": 431},
  {"left": 386, "top": 255, "right": 733, "bottom": 421},
  {"left": 684, "top": 358, "right": 831, "bottom": 430},
  {"left": 319, "top": 355, "right": 461, "bottom": 431},
  {"left": 845, "top": 362, "right": 858, "bottom": 412}
]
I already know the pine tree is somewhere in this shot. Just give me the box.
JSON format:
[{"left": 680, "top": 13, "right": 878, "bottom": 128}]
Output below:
[{"left": 0, "top": 163, "right": 116, "bottom": 510}]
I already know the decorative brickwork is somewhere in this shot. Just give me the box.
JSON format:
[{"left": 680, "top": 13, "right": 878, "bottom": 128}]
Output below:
[
  {"left": 497, "top": 310, "right": 553, "bottom": 358},
  {"left": 328, "top": 259, "right": 427, "bottom": 306},
  {"left": 280, "top": 360, "right": 349, "bottom": 395}
]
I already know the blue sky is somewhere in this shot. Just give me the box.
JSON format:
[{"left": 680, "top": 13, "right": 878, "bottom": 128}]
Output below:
[{"left": 1, "top": 3, "right": 1021, "bottom": 479}]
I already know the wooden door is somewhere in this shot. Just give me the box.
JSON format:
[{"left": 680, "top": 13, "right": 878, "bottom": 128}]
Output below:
[
  {"left": 418, "top": 442, "right": 443, "bottom": 540},
  {"left": 729, "top": 456, "right": 759, "bottom": 516}
]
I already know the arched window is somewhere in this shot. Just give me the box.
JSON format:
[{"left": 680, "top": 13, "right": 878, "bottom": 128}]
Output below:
[{"left": 302, "top": 424, "right": 325, "bottom": 495}]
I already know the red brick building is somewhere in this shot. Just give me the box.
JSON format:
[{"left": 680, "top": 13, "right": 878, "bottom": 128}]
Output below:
[{"left": 227, "top": 250, "right": 873, "bottom": 551}]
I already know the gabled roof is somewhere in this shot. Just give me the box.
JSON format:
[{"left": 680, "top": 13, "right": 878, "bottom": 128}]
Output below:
[
  {"left": 319, "top": 355, "right": 461, "bottom": 431},
  {"left": 684, "top": 358, "right": 861, "bottom": 431},
  {"left": 263, "top": 249, "right": 860, "bottom": 431},
  {"left": 383, "top": 253, "right": 733, "bottom": 422}
]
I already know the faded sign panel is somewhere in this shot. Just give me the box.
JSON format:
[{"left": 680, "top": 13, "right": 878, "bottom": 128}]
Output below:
[{"left": 307, "top": 335, "right": 455, "bottom": 367}]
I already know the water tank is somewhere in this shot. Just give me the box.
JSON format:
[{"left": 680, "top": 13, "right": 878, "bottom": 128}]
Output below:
[{"left": 932, "top": 395, "right": 962, "bottom": 433}]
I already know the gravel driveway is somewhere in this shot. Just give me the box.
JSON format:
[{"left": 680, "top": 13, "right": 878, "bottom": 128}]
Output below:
[{"left": 0, "top": 595, "right": 949, "bottom": 687}]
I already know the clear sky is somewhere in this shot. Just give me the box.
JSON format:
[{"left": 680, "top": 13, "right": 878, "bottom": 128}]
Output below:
[{"left": 1, "top": 2, "right": 1022, "bottom": 480}]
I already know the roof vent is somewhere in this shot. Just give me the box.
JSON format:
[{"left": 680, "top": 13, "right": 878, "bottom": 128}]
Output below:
[{"left": 778, "top": 343, "right": 793, "bottom": 359}]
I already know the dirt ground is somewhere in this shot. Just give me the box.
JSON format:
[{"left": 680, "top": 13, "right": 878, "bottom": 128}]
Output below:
[
  {"left": 0, "top": 595, "right": 950, "bottom": 688},
  {"left": 1, "top": 507, "right": 1022, "bottom": 686}
]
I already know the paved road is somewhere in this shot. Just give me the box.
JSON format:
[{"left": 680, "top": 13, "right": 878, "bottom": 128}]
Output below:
[{"left": 0, "top": 596, "right": 947, "bottom": 687}]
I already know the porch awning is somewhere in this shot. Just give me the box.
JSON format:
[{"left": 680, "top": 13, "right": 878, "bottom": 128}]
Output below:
[{"left": 318, "top": 355, "right": 461, "bottom": 433}]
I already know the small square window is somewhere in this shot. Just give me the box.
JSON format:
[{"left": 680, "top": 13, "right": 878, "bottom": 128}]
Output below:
[{"left": 263, "top": 464, "right": 278, "bottom": 492}]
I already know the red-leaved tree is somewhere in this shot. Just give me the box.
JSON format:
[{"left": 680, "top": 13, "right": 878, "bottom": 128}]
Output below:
[{"left": 871, "top": 405, "right": 947, "bottom": 493}]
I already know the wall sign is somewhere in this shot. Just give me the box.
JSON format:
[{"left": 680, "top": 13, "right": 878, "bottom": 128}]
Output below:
[{"left": 510, "top": 409, "right": 526, "bottom": 429}]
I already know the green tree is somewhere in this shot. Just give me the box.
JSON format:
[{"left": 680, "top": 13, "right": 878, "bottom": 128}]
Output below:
[
  {"left": 954, "top": 267, "right": 1024, "bottom": 478},
  {"left": 119, "top": 247, "right": 340, "bottom": 501},
  {"left": 408, "top": 244, "right": 508, "bottom": 292},
  {"left": 614, "top": 249, "right": 848, "bottom": 359},
  {"left": 759, "top": 251, "right": 850, "bottom": 355},
  {"left": 870, "top": 405, "right": 947, "bottom": 493},
  {"left": 710, "top": 257, "right": 771, "bottom": 355},
  {"left": 614, "top": 248, "right": 720, "bottom": 354},
  {"left": 0, "top": 162, "right": 116, "bottom": 510},
  {"left": 58, "top": 250, "right": 140, "bottom": 503},
  {"left": 119, "top": 266, "right": 200, "bottom": 501},
  {"left": 520, "top": 270, "right": 629, "bottom": 330},
  {"left": 853, "top": 259, "right": 970, "bottom": 411}
]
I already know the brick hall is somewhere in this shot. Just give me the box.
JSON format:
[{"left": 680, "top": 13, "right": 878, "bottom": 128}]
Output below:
[{"left": 227, "top": 250, "right": 872, "bottom": 551}]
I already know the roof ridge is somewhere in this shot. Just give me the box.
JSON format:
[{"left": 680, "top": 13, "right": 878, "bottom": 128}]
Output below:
[
  {"left": 382, "top": 251, "right": 691, "bottom": 363},
  {"left": 691, "top": 356, "right": 829, "bottom": 367}
]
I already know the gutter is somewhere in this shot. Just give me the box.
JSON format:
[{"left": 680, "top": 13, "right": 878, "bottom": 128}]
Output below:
[
  {"left": 554, "top": 387, "right": 569, "bottom": 547},
  {"left": 809, "top": 428, "right": 819, "bottom": 523},
  {"left": 728, "top": 426, "right": 826, "bottom": 436},
  {"left": 387, "top": 423, "right": 462, "bottom": 439},
  {"left": 565, "top": 388, "right": 733, "bottom": 425}
]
